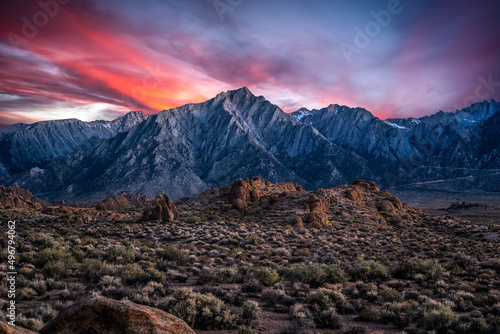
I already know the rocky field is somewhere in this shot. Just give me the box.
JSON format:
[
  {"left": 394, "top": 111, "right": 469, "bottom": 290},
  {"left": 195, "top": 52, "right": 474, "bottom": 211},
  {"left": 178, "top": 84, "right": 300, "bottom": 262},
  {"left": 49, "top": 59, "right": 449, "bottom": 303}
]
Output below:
[{"left": 0, "top": 177, "right": 499, "bottom": 333}]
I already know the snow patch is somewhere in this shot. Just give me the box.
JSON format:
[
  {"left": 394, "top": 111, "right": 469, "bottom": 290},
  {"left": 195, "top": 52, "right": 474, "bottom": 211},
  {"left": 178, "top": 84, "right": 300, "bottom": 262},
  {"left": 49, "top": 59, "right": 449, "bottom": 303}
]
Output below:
[
  {"left": 294, "top": 111, "right": 312, "bottom": 121},
  {"left": 411, "top": 119, "right": 421, "bottom": 124},
  {"left": 383, "top": 121, "right": 407, "bottom": 130}
]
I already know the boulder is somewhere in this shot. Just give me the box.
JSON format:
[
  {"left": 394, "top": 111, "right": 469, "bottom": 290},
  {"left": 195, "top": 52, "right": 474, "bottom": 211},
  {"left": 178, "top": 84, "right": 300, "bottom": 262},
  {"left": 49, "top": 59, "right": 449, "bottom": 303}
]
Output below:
[
  {"left": 351, "top": 180, "right": 380, "bottom": 192},
  {"left": 345, "top": 186, "right": 364, "bottom": 202},
  {"left": 142, "top": 193, "right": 178, "bottom": 222},
  {"left": 39, "top": 297, "right": 196, "bottom": 334},
  {"left": 0, "top": 322, "right": 37, "bottom": 334},
  {"left": 290, "top": 215, "right": 304, "bottom": 229},
  {"left": 305, "top": 211, "right": 329, "bottom": 228},
  {"left": 229, "top": 179, "right": 260, "bottom": 213}
]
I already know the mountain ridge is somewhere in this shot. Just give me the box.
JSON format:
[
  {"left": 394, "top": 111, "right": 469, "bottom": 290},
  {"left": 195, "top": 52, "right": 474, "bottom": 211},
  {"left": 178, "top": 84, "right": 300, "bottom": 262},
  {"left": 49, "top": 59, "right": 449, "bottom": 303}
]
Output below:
[{"left": 1, "top": 88, "right": 499, "bottom": 200}]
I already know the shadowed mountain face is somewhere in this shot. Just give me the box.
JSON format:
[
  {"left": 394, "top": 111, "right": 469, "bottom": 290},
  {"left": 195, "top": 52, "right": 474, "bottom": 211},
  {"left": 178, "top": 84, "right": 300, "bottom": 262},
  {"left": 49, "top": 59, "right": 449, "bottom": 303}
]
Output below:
[
  {"left": 291, "top": 99, "right": 500, "bottom": 192},
  {"left": 0, "top": 88, "right": 499, "bottom": 201},
  {"left": 0, "top": 111, "right": 148, "bottom": 180}
]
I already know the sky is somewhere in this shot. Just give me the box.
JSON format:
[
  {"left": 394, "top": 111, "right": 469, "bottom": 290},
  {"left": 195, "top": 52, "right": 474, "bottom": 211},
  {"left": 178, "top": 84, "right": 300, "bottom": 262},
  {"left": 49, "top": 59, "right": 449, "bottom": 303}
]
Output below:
[{"left": 0, "top": 0, "right": 499, "bottom": 124}]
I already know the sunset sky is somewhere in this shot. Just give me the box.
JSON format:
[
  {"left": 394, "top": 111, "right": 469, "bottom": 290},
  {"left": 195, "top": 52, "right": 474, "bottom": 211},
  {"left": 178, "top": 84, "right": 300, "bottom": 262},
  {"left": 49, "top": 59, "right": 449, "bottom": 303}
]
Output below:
[{"left": 1, "top": 0, "right": 499, "bottom": 124}]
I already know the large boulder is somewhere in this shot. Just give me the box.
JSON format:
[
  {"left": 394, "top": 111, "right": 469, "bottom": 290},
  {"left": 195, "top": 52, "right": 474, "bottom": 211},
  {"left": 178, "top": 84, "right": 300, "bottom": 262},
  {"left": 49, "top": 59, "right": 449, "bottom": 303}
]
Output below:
[
  {"left": 39, "top": 297, "right": 196, "bottom": 334},
  {"left": 142, "top": 193, "right": 178, "bottom": 222},
  {"left": 229, "top": 179, "right": 260, "bottom": 213},
  {"left": 0, "top": 322, "right": 37, "bottom": 334},
  {"left": 351, "top": 180, "right": 380, "bottom": 192}
]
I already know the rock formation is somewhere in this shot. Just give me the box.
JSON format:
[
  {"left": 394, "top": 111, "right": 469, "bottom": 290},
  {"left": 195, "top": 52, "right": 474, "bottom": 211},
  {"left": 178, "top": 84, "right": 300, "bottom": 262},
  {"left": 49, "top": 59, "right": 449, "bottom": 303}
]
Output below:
[
  {"left": 39, "top": 297, "right": 195, "bottom": 334},
  {"left": 142, "top": 193, "right": 178, "bottom": 222}
]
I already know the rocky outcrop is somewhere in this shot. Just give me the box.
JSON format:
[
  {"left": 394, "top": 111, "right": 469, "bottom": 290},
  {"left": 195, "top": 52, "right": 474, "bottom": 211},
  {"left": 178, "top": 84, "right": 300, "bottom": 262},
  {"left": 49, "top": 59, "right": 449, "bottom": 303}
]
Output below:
[
  {"left": 229, "top": 179, "right": 260, "bottom": 213},
  {"left": 39, "top": 297, "right": 195, "bottom": 334},
  {"left": 351, "top": 180, "right": 380, "bottom": 192},
  {"left": 0, "top": 185, "right": 43, "bottom": 210},
  {"left": 142, "top": 193, "right": 178, "bottom": 222},
  {"left": 96, "top": 195, "right": 132, "bottom": 211}
]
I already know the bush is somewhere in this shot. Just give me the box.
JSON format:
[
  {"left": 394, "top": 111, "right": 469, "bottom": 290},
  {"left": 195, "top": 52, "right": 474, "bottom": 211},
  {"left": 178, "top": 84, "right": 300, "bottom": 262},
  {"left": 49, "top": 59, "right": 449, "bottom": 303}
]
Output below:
[
  {"left": 290, "top": 303, "right": 310, "bottom": 329},
  {"left": 159, "top": 245, "right": 189, "bottom": 264},
  {"left": 344, "top": 325, "right": 368, "bottom": 334},
  {"left": 394, "top": 260, "right": 444, "bottom": 281},
  {"left": 241, "top": 300, "right": 260, "bottom": 326},
  {"left": 350, "top": 261, "right": 390, "bottom": 281},
  {"left": 358, "top": 306, "right": 378, "bottom": 321},
  {"left": 159, "top": 288, "right": 234, "bottom": 330},
  {"left": 120, "top": 263, "right": 146, "bottom": 285},
  {"left": 16, "top": 316, "right": 43, "bottom": 331},
  {"left": 262, "top": 288, "right": 295, "bottom": 311},
  {"left": 279, "top": 264, "right": 348, "bottom": 287},
  {"left": 241, "top": 278, "right": 263, "bottom": 293},
  {"left": 314, "top": 307, "right": 342, "bottom": 329},
  {"left": 379, "top": 301, "right": 418, "bottom": 328},
  {"left": 80, "top": 258, "right": 113, "bottom": 282},
  {"left": 253, "top": 268, "right": 280, "bottom": 286},
  {"left": 422, "top": 307, "right": 458, "bottom": 333},
  {"left": 307, "top": 287, "right": 346, "bottom": 312}
]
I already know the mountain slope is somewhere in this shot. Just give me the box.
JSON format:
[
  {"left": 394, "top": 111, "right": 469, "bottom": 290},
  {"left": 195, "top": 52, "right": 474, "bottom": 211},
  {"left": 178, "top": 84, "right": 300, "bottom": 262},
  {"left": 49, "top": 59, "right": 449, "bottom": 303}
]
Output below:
[
  {"left": 0, "top": 111, "right": 148, "bottom": 179},
  {"left": 291, "top": 100, "right": 500, "bottom": 190}
]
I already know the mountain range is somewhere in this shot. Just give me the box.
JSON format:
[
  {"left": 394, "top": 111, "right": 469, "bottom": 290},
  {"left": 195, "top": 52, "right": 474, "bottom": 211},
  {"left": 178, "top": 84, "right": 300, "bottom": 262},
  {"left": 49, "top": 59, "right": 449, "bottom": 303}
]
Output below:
[{"left": 0, "top": 87, "right": 499, "bottom": 201}]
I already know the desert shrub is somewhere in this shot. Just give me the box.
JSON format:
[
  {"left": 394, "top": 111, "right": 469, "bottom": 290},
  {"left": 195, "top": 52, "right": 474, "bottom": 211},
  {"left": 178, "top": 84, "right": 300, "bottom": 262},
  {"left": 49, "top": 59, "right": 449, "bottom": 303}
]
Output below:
[
  {"left": 120, "top": 263, "right": 146, "bottom": 285},
  {"left": 262, "top": 288, "right": 295, "bottom": 310},
  {"left": 107, "top": 245, "right": 135, "bottom": 262},
  {"left": 199, "top": 267, "right": 239, "bottom": 285},
  {"left": 238, "top": 325, "right": 257, "bottom": 334},
  {"left": 344, "top": 325, "right": 368, "bottom": 334},
  {"left": 37, "top": 305, "right": 59, "bottom": 323},
  {"left": 394, "top": 260, "right": 444, "bottom": 281},
  {"left": 241, "top": 300, "right": 260, "bottom": 326},
  {"left": 350, "top": 261, "right": 390, "bottom": 281},
  {"left": 379, "top": 301, "right": 419, "bottom": 328},
  {"left": 421, "top": 306, "right": 458, "bottom": 333},
  {"left": 246, "top": 234, "right": 263, "bottom": 245},
  {"left": 29, "top": 280, "right": 47, "bottom": 295},
  {"left": 253, "top": 268, "right": 280, "bottom": 286},
  {"left": 43, "top": 261, "right": 69, "bottom": 277},
  {"left": 278, "top": 264, "right": 348, "bottom": 287},
  {"left": 80, "top": 258, "right": 114, "bottom": 282},
  {"left": 314, "top": 307, "right": 342, "bottom": 329},
  {"left": 37, "top": 247, "right": 74, "bottom": 268},
  {"left": 381, "top": 288, "right": 401, "bottom": 302},
  {"left": 452, "top": 252, "right": 478, "bottom": 270},
  {"left": 18, "top": 287, "right": 37, "bottom": 300},
  {"left": 159, "top": 245, "right": 189, "bottom": 264},
  {"left": 307, "top": 287, "right": 346, "bottom": 312},
  {"left": 159, "top": 288, "right": 234, "bottom": 330},
  {"left": 16, "top": 316, "right": 43, "bottom": 331},
  {"left": 358, "top": 306, "right": 378, "bottom": 321},
  {"left": 241, "top": 278, "right": 264, "bottom": 293},
  {"left": 99, "top": 275, "right": 122, "bottom": 288},
  {"left": 290, "top": 303, "right": 311, "bottom": 329}
]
